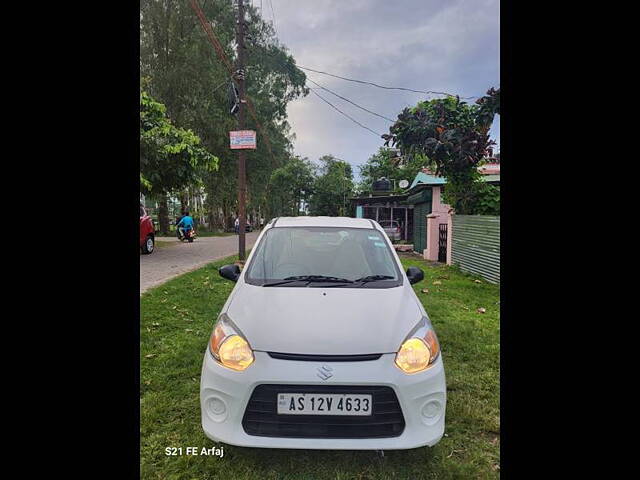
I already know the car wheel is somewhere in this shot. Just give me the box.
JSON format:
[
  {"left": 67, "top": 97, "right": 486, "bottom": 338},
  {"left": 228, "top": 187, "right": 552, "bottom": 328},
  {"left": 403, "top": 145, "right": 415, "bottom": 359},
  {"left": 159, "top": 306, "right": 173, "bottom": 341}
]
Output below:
[{"left": 142, "top": 235, "right": 155, "bottom": 254}]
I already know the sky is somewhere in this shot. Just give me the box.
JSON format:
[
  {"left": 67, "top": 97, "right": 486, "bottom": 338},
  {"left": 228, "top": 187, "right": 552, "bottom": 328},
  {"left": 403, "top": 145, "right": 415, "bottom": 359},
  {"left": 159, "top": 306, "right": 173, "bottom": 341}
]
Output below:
[{"left": 259, "top": 0, "right": 499, "bottom": 181}]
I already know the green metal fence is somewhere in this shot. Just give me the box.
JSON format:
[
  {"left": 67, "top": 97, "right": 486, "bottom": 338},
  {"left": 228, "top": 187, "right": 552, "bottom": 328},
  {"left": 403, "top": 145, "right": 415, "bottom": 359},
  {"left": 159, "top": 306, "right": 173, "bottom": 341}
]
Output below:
[
  {"left": 407, "top": 188, "right": 432, "bottom": 254},
  {"left": 412, "top": 202, "right": 431, "bottom": 253},
  {"left": 451, "top": 215, "right": 500, "bottom": 284}
]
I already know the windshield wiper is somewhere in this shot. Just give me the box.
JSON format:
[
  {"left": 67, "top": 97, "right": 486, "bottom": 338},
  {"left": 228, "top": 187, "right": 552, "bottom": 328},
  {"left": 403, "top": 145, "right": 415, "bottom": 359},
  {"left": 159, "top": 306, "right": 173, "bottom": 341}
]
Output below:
[
  {"left": 354, "top": 275, "right": 395, "bottom": 284},
  {"left": 262, "top": 275, "right": 354, "bottom": 287}
]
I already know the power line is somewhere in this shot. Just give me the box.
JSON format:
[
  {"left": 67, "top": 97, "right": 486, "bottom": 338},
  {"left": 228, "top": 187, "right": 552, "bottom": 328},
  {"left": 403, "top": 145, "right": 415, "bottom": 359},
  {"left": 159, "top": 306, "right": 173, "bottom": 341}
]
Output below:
[
  {"left": 191, "top": 0, "right": 234, "bottom": 72},
  {"left": 298, "top": 65, "right": 476, "bottom": 99},
  {"left": 212, "top": 78, "right": 230, "bottom": 94},
  {"left": 248, "top": 44, "right": 477, "bottom": 100},
  {"left": 244, "top": 21, "right": 476, "bottom": 99},
  {"left": 306, "top": 77, "right": 395, "bottom": 123},
  {"left": 189, "top": 0, "right": 278, "bottom": 167},
  {"left": 309, "top": 88, "right": 383, "bottom": 138},
  {"left": 242, "top": 45, "right": 391, "bottom": 143}
]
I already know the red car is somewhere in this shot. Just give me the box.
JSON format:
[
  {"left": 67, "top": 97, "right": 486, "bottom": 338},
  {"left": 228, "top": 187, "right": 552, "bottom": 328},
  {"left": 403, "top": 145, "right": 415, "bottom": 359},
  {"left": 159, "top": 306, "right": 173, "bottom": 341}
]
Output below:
[{"left": 140, "top": 205, "right": 155, "bottom": 254}]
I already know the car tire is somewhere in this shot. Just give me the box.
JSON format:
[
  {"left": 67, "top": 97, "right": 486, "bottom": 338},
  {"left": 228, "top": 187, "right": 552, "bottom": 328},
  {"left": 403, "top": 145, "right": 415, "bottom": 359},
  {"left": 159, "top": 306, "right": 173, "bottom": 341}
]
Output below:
[{"left": 142, "top": 235, "right": 155, "bottom": 254}]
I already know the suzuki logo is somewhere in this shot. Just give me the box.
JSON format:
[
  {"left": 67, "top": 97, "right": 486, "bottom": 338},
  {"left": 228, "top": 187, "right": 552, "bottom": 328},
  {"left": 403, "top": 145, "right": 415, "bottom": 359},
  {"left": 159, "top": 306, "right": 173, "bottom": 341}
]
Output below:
[{"left": 317, "top": 365, "right": 333, "bottom": 380}]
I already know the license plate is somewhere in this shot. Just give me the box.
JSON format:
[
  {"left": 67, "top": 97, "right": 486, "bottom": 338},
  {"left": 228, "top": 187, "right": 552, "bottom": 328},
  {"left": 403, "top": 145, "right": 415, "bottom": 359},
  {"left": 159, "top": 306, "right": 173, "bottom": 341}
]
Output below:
[{"left": 277, "top": 393, "right": 372, "bottom": 416}]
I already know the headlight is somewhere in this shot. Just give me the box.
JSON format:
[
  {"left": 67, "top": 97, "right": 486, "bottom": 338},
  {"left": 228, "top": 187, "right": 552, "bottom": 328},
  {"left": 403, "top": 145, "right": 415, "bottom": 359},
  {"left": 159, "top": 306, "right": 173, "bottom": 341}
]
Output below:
[
  {"left": 209, "top": 314, "right": 254, "bottom": 371},
  {"left": 395, "top": 317, "right": 440, "bottom": 374}
]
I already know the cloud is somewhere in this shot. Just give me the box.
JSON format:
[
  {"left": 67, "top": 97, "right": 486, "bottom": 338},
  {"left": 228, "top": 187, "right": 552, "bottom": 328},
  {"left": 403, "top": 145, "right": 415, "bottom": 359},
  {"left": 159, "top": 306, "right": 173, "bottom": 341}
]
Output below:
[{"left": 265, "top": 0, "right": 499, "bottom": 179}]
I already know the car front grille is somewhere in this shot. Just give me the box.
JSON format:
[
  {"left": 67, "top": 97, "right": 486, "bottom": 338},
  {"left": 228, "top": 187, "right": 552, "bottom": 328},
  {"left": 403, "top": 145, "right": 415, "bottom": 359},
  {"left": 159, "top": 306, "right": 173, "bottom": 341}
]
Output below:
[
  {"left": 242, "top": 384, "right": 405, "bottom": 439},
  {"left": 267, "top": 352, "right": 382, "bottom": 362}
]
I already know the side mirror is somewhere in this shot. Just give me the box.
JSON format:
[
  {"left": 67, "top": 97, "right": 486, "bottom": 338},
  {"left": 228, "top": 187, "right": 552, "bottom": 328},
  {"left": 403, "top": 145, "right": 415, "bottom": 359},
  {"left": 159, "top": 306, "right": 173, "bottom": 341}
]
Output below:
[
  {"left": 406, "top": 266, "right": 424, "bottom": 285},
  {"left": 219, "top": 264, "right": 241, "bottom": 282}
]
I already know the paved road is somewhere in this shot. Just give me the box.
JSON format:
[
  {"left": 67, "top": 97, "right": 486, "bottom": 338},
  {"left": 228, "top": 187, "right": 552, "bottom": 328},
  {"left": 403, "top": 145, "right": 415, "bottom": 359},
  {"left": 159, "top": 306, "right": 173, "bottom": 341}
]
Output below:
[{"left": 140, "top": 232, "right": 260, "bottom": 295}]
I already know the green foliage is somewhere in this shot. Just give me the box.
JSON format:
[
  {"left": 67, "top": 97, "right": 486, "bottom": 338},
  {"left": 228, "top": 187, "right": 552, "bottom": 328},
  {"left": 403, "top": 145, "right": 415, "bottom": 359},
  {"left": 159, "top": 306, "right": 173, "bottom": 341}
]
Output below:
[
  {"left": 475, "top": 184, "right": 500, "bottom": 215},
  {"left": 442, "top": 181, "right": 500, "bottom": 216},
  {"left": 248, "top": 153, "right": 358, "bottom": 218},
  {"left": 475, "top": 87, "right": 500, "bottom": 128},
  {"left": 268, "top": 156, "right": 316, "bottom": 216},
  {"left": 357, "top": 147, "right": 427, "bottom": 194},
  {"left": 140, "top": 0, "right": 308, "bottom": 227},
  {"left": 140, "top": 90, "right": 218, "bottom": 196},
  {"left": 140, "top": 173, "right": 152, "bottom": 192},
  {"left": 308, "top": 156, "right": 354, "bottom": 216},
  {"left": 384, "top": 88, "right": 500, "bottom": 214}
]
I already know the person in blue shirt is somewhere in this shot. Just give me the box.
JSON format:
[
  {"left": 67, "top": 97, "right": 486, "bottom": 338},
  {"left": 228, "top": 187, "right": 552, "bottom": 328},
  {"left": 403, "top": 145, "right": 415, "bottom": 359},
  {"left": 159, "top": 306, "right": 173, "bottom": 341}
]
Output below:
[{"left": 177, "top": 211, "right": 194, "bottom": 239}]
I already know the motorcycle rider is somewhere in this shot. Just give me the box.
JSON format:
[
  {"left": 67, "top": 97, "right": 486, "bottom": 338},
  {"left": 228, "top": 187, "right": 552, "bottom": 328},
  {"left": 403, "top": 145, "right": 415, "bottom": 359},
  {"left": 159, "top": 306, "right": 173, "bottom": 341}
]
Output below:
[
  {"left": 177, "top": 211, "right": 194, "bottom": 240},
  {"left": 174, "top": 214, "right": 183, "bottom": 234}
]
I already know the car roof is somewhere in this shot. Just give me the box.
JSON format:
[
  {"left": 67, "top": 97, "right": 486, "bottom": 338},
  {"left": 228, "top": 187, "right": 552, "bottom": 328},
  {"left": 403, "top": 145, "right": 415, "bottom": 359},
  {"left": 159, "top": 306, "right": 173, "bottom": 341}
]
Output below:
[{"left": 271, "top": 216, "right": 377, "bottom": 229}]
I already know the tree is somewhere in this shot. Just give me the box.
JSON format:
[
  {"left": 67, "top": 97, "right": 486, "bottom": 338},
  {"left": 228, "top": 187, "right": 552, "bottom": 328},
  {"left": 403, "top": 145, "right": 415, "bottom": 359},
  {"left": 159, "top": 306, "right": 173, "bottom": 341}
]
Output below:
[
  {"left": 308, "top": 156, "right": 354, "bottom": 217},
  {"left": 383, "top": 88, "right": 500, "bottom": 214},
  {"left": 268, "top": 156, "right": 316, "bottom": 216},
  {"left": 475, "top": 184, "right": 500, "bottom": 216},
  {"left": 140, "top": 0, "right": 308, "bottom": 229},
  {"left": 357, "top": 147, "right": 426, "bottom": 195},
  {"left": 140, "top": 90, "right": 218, "bottom": 233}
]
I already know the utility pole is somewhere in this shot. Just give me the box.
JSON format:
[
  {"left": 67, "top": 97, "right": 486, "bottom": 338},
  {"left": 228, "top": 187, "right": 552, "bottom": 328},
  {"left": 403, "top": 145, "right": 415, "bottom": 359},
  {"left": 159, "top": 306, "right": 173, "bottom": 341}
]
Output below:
[{"left": 235, "top": 0, "right": 247, "bottom": 260}]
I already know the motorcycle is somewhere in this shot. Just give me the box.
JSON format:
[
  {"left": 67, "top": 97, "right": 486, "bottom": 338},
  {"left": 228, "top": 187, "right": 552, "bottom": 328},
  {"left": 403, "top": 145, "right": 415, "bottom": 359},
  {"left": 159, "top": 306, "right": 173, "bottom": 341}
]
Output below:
[{"left": 177, "top": 227, "right": 196, "bottom": 243}]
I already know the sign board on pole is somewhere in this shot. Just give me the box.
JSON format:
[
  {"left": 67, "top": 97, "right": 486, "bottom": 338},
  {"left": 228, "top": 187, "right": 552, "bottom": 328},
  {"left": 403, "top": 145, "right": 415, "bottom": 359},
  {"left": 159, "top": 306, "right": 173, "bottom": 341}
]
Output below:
[{"left": 230, "top": 130, "right": 257, "bottom": 149}]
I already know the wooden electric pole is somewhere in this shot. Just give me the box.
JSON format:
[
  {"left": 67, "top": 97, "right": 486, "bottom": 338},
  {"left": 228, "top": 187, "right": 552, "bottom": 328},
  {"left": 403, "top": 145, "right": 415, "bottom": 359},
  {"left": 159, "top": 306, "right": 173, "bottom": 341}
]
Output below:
[{"left": 235, "top": 0, "right": 247, "bottom": 260}]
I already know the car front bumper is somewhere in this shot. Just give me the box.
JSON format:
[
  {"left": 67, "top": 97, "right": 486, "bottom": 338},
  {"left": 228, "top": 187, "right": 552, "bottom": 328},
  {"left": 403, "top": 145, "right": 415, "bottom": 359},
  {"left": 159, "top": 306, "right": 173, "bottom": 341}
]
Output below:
[{"left": 200, "top": 350, "right": 446, "bottom": 450}]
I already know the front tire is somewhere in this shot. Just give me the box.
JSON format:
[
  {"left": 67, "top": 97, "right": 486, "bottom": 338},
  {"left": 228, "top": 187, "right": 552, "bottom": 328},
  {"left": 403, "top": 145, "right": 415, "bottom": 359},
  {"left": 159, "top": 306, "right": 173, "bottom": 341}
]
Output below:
[{"left": 142, "top": 235, "right": 155, "bottom": 254}]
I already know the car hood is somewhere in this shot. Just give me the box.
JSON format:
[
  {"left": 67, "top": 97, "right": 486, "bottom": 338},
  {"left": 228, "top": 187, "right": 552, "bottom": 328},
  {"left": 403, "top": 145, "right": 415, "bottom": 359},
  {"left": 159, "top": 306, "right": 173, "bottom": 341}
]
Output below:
[{"left": 226, "top": 283, "right": 423, "bottom": 355}]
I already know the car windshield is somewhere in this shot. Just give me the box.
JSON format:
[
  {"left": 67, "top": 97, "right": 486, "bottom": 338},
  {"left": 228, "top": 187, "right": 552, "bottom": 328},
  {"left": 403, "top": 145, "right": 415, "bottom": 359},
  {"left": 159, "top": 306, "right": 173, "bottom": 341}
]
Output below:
[{"left": 245, "top": 227, "right": 401, "bottom": 287}]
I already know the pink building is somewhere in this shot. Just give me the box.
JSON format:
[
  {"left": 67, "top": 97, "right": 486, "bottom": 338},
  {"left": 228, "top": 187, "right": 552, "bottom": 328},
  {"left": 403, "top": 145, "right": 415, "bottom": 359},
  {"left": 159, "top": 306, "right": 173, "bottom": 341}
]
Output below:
[
  {"left": 407, "top": 163, "right": 500, "bottom": 263},
  {"left": 424, "top": 183, "right": 453, "bottom": 262}
]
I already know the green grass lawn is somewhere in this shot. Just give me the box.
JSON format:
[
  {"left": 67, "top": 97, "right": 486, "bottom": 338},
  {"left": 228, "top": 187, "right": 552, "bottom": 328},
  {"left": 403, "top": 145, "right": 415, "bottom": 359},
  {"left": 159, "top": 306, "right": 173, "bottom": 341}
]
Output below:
[{"left": 140, "top": 254, "right": 500, "bottom": 479}]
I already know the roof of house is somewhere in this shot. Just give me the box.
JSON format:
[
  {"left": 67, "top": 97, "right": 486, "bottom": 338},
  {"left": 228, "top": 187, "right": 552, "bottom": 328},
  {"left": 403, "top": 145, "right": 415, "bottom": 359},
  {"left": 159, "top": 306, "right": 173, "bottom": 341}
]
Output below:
[
  {"left": 408, "top": 171, "right": 447, "bottom": 189},
  {"left": 407, "top": 167, "right": 500, "bottom": 191},
  {"left": 271, "top": 216, "right": 374, "bottom": 229}
]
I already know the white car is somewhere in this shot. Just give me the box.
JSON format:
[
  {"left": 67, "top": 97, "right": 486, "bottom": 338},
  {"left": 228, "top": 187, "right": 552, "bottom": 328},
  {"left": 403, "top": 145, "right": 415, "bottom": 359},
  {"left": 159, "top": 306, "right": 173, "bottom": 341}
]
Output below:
[
  {"left": 200, "top": 216, "right": 446, "bottom": 450},
  {"left": 379, "top": 220, "right": 402, "bottom": 242}
]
